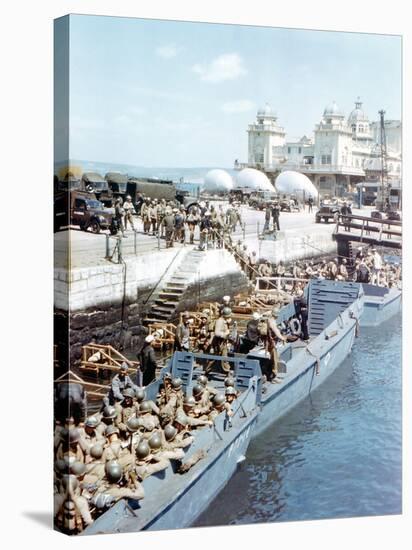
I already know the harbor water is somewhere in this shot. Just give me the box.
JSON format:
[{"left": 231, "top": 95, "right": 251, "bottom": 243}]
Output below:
[{"left": 194, "top": 312, "right": 402, "bottom": 527}]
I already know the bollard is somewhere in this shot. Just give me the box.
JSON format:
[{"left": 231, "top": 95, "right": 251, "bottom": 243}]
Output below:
[{"left": 105, "top": 234, "right": 110, "bottom": 259}]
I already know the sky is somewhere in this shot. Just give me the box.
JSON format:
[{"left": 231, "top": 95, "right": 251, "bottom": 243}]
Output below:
[{"left": 67, "top": 15, "right": 402, "bottom": 168}]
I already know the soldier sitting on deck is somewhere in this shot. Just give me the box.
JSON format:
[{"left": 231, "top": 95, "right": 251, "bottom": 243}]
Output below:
[
  {"left": 175, "top": 396, "right": 213, "bottom": 428},
  {"left": 104, "top": 362, "right": 138, "bottom": 408},
  {"left": 92, "top": 461, "right": 144, "bottom": 510},
  {"left": 134, "top": 440, "right": 169, "bottom": 481}
]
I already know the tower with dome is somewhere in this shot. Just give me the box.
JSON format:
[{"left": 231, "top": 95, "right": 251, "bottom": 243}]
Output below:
[{"left": 240, "top": 98, "right": 401, "bottom": 198}]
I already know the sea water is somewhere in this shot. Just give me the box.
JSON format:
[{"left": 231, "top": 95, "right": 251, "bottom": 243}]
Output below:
[{"left": 194, "top": 313, "right": 402, "bottom": 526}]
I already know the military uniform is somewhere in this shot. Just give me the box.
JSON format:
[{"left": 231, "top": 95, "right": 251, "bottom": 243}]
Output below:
[
  {"left": 140, "top": 201, "right": 151, "bottom": 234},
  {"left": 162, "top": 213, "right": 175, "bottom": 248},
  {"left": 123, "top": 199, "right": 136, "bottom": 230},
  {"left": 106, "top": 373, "right": 138, "bottom": 406}
]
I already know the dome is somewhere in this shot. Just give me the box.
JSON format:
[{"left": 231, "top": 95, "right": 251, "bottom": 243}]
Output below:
[
  {"left": 323, "top": 101, "right": 344, "bottom": 117},
  {"left": 348, "top": 99, "right": 368, "bottom": 123},
  {"left": 275, "top": 170, "right": 318, "bottom": 199},
  {"left": 257, "top": 103, "right": 275, "bottom": 118},
  {"left": 202, "top": 169, "right": 233, "bottom": 193},
  {"left": 235, "top": 168, "right": 274, "bottom": 191}
]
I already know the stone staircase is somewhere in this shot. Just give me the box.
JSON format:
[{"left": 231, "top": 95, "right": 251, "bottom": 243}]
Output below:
[{"left": 144, "top": 248, "right": 205, "bottom": 323}]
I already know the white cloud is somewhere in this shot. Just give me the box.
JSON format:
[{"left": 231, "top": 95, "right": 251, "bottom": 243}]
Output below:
[
  {"left": 192, "top": 53, "right": 247, "bottom": 83},
  {"left": 221, "top": 99, "right": 255, "bottom": 113},
  {"left": 156, "top": 44, "right": 178, "bottom": 59}
]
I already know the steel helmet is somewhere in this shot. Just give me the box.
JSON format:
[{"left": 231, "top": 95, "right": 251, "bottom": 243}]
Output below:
[
  {"left": 136, "top": 440, "right": 150, "bottom": 460},
  {"left": 225, "top": 386, "right": 237, "bottom": 396},
  {"left": 164, "top": 424, "right": 177, "bottom": 442},
  {"left": 105, "top": 461, "right": 123, "bottom": 483},
  {"left": 68, "top": 428, "right": 81, "bottom": 444},
  {"left": 171, "top": 377, "right": 183, "bottom": 390},
  {"left": 105, "top": 425, "right": 120, "bottom": 438},
  {"left": 89, "top": 444, "right": 104, "bottom": 459},
  {"left": 222, "top": 307, "right": 232, "bottom": 318},
  {"left": 192, "top": 383, "right": 204, "bottom": 397},
  {"left": 224, "top": 376, "right": 235, "bottom": 388},
  {"left": 148, "top": 432, "right": 162, "bottom": 452},
  {"left": 197, "top": 374, "right": 208, "bottom": 387},
  {"left": 135, "top": 388, "right": 146, "bottom": 402},
  {"left": 102, "top": 406, "right": 117, "bottom": 420},
  {"left": 138, "top": 401, "right": 152, "bottom": 414},
  {"left": 212, "top": 393, "right": 226, "bottom": 408},
  {"left": 122, "top": 388, "right": 135, "bottom": 399},
  {"left": 174, "top": 411, "right": 188, "bottom": 427},
  {"left": 71, "top": 461, "right": 86, "bottom": 477},
  {"left": 120, "top": 362, "right": 129, "bottom": 372},
  {"left": 183, "top": 396, "right": 196, "bottom": 408},
  {"left": 126, "top": 417, "right": 141, "bottom": 433},
  {"left": 85, "top": 416, "right": 99, "bottom": 429}
]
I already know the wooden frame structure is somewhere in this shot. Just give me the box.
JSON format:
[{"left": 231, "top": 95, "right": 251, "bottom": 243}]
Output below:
[
  {"left": 80, "top": 344, "right": 140, "bottom": 376},
  {"left": 54, "top": 369, "right": 109, "bottom": 400}
]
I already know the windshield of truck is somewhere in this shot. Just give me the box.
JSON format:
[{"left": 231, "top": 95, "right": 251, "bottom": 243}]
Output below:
[{"left": 86, "top": 199, "right": 104, "bottom": 209}]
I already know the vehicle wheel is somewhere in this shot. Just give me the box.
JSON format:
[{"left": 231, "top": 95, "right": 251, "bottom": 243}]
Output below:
[
  {"left": 91, "top": 220, "right": 101, "bottom": 234},
  {"left": 315, "top": 217, "right": 320, "bottom": 223}
]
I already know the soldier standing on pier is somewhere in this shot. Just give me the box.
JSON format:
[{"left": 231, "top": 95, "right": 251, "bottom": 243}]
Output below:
[
  {"left": 174, "top": 312, "right": 191, "bottom": 352},
  {"left": 114, "top": 198, "right": 126, "bottom": 237},
  {"left": 163, "top": 209, "right": 175, "bottom": 248},
  {"left": 123, "top": 195, "right": 136, "bottom": 231},
  {"left": 140, "top": 198, "right": 151, "bottom": 234},
  {"left": 272, "top": 200, "right": 281, "bottom": 231}
]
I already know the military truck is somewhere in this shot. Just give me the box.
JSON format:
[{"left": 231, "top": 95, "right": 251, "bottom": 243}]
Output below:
[
  {"left": 126, "top": 177, "right": 198, "bottom": 213},
  {"left": 315, "top": 199, "right": 341, "bottom": 223},
  {"left": 54, "top": 190, "right": 115, "bottom": 233},
  {"left": 105, "top": 172, "right": 128, "bottom": 201},
  {"left": 80, "top": 172, "right": 112, "bottom": 205}
]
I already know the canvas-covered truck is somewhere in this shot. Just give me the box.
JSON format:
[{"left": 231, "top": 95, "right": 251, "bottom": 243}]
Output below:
[
  {"left": 126, "top": 177, "right": 198, "bottom": 213},
  {"left": 54, "top": 190, "right": 115, "bottom": 233},
  {"left": 81, "top": 172, "right": 113, "bottom": 205}
]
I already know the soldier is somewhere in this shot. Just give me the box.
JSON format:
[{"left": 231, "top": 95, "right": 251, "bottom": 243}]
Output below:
[
  {"left": 264, "top": 204, "right": 271, "bottom": 232},
  {"left": 174, "top": 311, "right": 191, "bottom": 352},
  {"left": 337, "top": 258, "right": 349, "bottom": 281},
  {"left": 225, "top": 386, "right": 238, "bottom": 408},
  {"left": 123, "top": 195, "right": 136, "bottom": 231},
  {"left": 308, "top": 196, "right": 314, "bottom": 213},
  {"left": 327, "top": 258, "right": 338, "bottom": 280},
  {"left": 240, "top": 244, "right": 249, "bottom": 273},
  {"left": 340, "top": 200, "right": 352, "bottom": 231},
  {"left": 138, "top": 334, "right": 158, "bottom": 386},
  {"left": 55, "top": 474, "right": 94, "bottom": 533},
  {"left": 92, "top": 461, "right": 144, "bottom": 511},
  {"left": 82, "top": 443, "right": 106, "bottom": 489},
  {"left": 186, "top": 207, "right": 198, "bottom": 245},
  {"left": 266, "top": 308, "right": 288, "bottom": 382},
  {"left": 162, "top": 423, "right": 194, "bottom": 451},
  {"left": 115, "top": 388, "right": 138, "bottom": 437},
  {"left": 134, "top": 440, "right": 169, "bottom": 481},
  {"left": 101, "top": 425, "right": 134, "bottom": 473},
  {"left": 258, "top": 260, "right": 273, "bottom": 290},
  {"left": 196, "top": 312, "right": 212, "bottom": 352},
  {"left": 81, "top": 416, "right": 104, "bottom": 453},
  {"left": 114, "top": 198, "right": 126, "bottom": 237},
  {"left": 199, "top": 211, "right": 212, "bottom": 251},
  {"left": 208, "top": 307, "right": 233, "bottom": 374},
  {"left": 174, "top": 207, "right": 185, "bottom": 243},
  {"left": 148, "top": 430, "right": 185, "bottom": 462},
  {"left": 163, "top": 209, "right": 175, "bottom": 248},
  {"left": 233, "top": 239, "right": 242, "bottom": 262},
  {"left": 104, "top": 362, "right": 138, "bottom": 407},
  {"left": 158, "top": 199, "right": 167, "bottom": 237},
  {"left": 176, "top": 396, "right": 213, "bottom": 428},
  {"left": 371, "top": 248, "right": 383, "bottom": 285},
  {"left": 96, "top": 405, "right": 118, "bottom": 438},
  {"left": 239, "top": 311, "right": 261, "bottom": 354},
  {"left": 248, "top": 251, "right": 258, "bottom": 281},
  {"left": 208, "top": 393, "right": 230, "bottom": 422},
  {"left": 148, "top": 200, "right": 158, "bottom": 235},
  {"left": 141, "top": 198, "right": 151, "bottom": 234},
  {"left": 276, "top": 260, "right": 286, "bottom": 278},
  {"left": 137, "top": 400, "right": 161, "bottom": 435},
  {"left": 192, "top": 383, "right": 212, "bottom": 416},
  {"left": 55, "top": 428, "right": 87, "bottom": 463},
  {"left": 272, "top": 200, "right": 281, "bottom": 231}
]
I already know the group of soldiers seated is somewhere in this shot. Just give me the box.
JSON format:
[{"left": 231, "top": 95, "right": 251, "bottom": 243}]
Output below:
[{"left": 54, "top": 369, "right": 238, "bottom": 534}]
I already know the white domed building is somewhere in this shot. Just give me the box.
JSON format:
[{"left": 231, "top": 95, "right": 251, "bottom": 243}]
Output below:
[
  {"left": 236, "top": 168, "right": 274, "bottom": 191},
  {"left": 275, "top": 171, "right": 318, "bottom": 199},
  {"left": 240, "top": 98, "right": 401, "bottom": 199},
  {"left": 202, "top": 169, "right": 233, "bottom": 194}
]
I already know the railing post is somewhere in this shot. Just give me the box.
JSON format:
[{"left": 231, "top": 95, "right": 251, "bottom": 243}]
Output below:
[
  {"left": 105, "top": 234, "right": 110, "bottom": 259},
  {"left": 158, "top": 231, "right": 161, "bottom": 251}
]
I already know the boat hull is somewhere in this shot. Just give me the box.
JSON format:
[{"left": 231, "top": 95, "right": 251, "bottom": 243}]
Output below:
[{"left": 360, "top": 285, "right": 401, "bottom": 327}]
